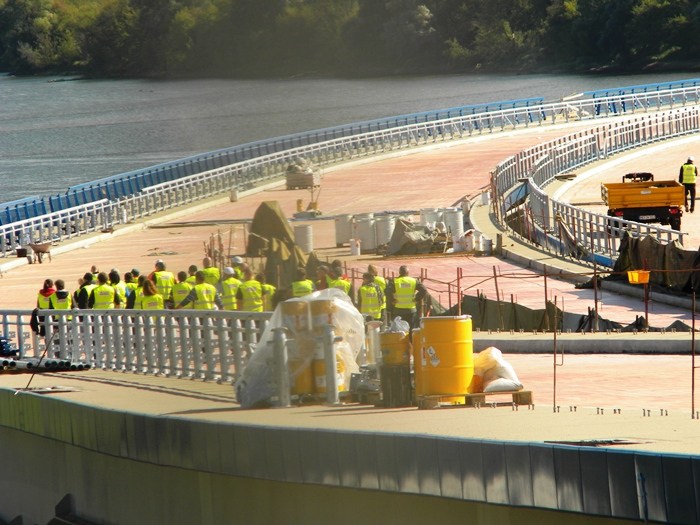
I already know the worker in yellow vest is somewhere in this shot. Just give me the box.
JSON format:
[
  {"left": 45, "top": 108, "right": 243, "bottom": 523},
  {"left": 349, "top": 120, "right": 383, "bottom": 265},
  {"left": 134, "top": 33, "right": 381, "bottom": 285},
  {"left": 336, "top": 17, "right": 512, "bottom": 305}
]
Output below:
[
  {"left": 201, "top": 257, "right": 221, "bottom": 287},
  {"left": 89, "top": 272, "right": 121, "bottom": 309},
  {"left": 175, "top": 271, "right": 222, "bottom": 310},
  {"left": 257, "top": 273, "right": 276, "bottom": 311},
  {"left": 357, "top": 273, "right": 384, "bottom": 322},
  {"left": 186, "top": 264, "right": 198, "bottom": 284},
  {"left": 36, "top": 278, "right": 55, "bottom": 309},
  {"left": 230, "top": 256, "right": 246, "bottom": 280},
  {"left": 124, "top": 272, "right": 138, "bottom": 299},
  {"left": 328, "top": 266, "right": 352, "bottom": 299},
  {"left": 109, "top": 270, "right": 127, "bottom": 305},
  {"left": 220, "top": 267, "right": 242, "bottom": 311},
  {"left": 49, "top": 279, "right": 73, "bottom": 318},
  {"left": 150, "top": 260, "right": 175, "bottom": 306},
  {"left": 237, "top": 269, "right": 265, "bottom": 312},
  {"left": 680, "top": 156, "right": 698, "bottom": 213},
  {"left": 139, "top": 280, "right": 164, "bottom": 310},
  {"left": 368, "top": 264, "right": 387, "bottom": 323},
  {"left": 172, "top": 271, "right": 193, "bottom": 308},
  {"left": 291, "top": 268, "right": 315, "bottom": 298},
  {"left": 386, "top": 266, "right": 426, "bottom": 329}
]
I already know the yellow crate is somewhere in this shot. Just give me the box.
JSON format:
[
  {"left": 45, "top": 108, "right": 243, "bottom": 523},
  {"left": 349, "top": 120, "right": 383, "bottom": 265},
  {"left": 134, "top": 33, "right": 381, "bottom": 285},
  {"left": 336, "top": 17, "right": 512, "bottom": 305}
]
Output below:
[{"left": 627, "top": 270, "right": 650, "bottom": 284}]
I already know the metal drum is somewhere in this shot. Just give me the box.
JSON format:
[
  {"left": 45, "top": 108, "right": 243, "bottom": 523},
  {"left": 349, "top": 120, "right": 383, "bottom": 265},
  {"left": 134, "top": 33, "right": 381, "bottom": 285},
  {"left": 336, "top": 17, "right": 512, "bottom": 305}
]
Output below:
[
  {"left": 442, "top": 207, "right": 464, "bottom": 238},
  {"left": 334, "top": 214, "right": 353, "bottom": 247},
  {"left": 420, "top": 208, "right": 442, "bottom": 226},
  {"left": 352, "top": 218, "right": 377, "bottom": 253},
  {"left": 418, "top": 316, "right": 474, "bottom": 404},
  {"left": 374, "top": 215, "right": 396, "bottom": 246},
  {"left": 294, "top": 224, "right": 313, "bottom": 254}
]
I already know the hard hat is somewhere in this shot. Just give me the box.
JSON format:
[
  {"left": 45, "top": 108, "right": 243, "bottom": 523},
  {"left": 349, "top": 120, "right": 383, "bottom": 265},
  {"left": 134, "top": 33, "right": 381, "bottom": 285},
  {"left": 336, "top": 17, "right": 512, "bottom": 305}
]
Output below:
[
  {"left": 224, "top": 266, "right": 235, "bottom": 275},
  {"left": 689, "top": 156, "right": 695, "bottom": 162},
  {"left": 231, "top": 256, "right": 243, "bottom": 264}
]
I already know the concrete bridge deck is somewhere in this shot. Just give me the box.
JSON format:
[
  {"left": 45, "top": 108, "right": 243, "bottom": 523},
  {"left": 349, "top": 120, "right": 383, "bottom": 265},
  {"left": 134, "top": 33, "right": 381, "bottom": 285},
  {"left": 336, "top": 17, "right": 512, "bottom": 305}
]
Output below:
[{"left": 2, "top": 120, "right": 700, "bottom": 523}]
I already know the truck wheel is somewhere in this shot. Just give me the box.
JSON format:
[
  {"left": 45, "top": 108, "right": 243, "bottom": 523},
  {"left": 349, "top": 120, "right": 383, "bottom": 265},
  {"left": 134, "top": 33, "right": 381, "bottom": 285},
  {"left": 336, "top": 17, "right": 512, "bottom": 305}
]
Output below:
[{"left": 670, "top": 217, "right": 682, "bottom": 231}]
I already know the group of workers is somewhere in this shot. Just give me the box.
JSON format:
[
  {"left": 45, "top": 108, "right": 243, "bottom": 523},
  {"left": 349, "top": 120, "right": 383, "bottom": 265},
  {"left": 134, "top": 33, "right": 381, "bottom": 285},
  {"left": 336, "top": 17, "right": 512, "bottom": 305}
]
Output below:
[
  {"left": 35, "top": 255, "right": 428, "bottom": 328},
  {"left": 35, "top": 256, "right": 277, "bottom": 314},
  {"left": 291, "top": 261, "right": 427, "bottom": 328}
]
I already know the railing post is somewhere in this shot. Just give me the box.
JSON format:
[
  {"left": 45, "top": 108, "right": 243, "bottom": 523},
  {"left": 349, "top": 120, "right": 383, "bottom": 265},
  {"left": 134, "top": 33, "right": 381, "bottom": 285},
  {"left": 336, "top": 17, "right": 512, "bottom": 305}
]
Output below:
[
  {"left": 323, "top": 324, "right": 342, "bottom": 405},
  {"left": 272, "top": 327, "right": 291, "bottom": 408}
]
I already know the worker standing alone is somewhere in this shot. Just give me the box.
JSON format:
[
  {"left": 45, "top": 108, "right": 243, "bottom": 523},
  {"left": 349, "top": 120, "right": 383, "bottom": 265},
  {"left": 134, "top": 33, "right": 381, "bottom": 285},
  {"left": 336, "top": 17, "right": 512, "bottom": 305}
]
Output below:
[
  {"left": 679, "top": 156, "right": 698, "bottom": 213},
  {"left": 386, "top": 265, "right": 426, "bottom": 330}
]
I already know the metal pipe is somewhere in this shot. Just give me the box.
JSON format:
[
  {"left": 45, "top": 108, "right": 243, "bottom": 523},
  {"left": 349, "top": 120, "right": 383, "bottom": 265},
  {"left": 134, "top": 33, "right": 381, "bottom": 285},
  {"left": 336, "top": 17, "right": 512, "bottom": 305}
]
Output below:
[
  {"left": 272, "top": 327, "right": 291, "bottom": 408},
  {"left": 323, "top": 324, "right": 342, "bottom": 405}
]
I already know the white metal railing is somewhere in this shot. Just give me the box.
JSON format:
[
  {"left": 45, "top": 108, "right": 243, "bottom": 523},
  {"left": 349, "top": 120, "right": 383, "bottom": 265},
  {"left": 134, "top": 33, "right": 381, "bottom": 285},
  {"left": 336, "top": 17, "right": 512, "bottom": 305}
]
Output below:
[
  {"left": 492, "top": 107, "right": 700, "bottom": 265},
  {"left": 5, "top": 310, "right": 271, "bottom": 383},
  {"left": 4, "top": 84, "right": 700, "bottom": 257}
]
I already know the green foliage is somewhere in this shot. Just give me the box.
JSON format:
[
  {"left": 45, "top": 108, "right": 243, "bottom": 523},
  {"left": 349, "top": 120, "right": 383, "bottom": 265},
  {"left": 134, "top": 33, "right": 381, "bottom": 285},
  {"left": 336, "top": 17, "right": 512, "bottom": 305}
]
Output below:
[{"left": 1, "top": 0, "right": 700, "bottom": 77}]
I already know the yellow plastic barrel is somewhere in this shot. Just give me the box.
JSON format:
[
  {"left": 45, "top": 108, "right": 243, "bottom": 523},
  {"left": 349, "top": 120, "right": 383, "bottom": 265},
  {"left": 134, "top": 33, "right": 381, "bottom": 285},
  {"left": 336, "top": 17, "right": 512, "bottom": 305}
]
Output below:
[
  {"left": 290, "top": 359, "right": 314, "bottom": 395},
  {"left": 418, "top": 315, "right": 473, "bottom": 404},
  {"left": 312, "top": 355, "right": 346, "bottom": 394},
  {"left": 380, "top": 331, "right": 410, "bottom": 365}
]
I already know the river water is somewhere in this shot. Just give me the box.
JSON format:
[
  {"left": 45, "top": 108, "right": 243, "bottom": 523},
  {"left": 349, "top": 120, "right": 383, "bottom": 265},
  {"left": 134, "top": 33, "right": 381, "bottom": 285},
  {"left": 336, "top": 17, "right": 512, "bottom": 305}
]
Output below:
[{"left": 0, "top": 71, "right": 696, "bottom": 201}]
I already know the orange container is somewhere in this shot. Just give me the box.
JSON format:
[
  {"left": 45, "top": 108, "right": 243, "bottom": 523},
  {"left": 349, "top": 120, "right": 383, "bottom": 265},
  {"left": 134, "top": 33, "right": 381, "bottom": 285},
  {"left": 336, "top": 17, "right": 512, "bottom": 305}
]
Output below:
[
  {"left": 627, "top": 270, "right": 650, "bottom": 284},
  {"left": 418, "top": 316, "right": 474, "bottom": 404},
  {"left": 380, "top": 331, "right": 410, "bottom": 365}
]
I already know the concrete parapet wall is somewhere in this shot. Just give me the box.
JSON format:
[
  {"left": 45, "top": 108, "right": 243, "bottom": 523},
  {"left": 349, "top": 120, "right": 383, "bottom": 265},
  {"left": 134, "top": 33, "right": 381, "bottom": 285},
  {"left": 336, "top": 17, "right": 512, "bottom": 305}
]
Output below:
[{"left": 0, "top": 389, "right": 695, "bottom": 524}]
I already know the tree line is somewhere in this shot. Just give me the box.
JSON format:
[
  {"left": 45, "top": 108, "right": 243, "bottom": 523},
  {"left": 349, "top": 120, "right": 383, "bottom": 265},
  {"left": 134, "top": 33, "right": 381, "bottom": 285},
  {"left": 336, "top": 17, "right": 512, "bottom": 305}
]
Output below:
[{"left": 1, "top": 0, "right": 699, "bottom": 78}]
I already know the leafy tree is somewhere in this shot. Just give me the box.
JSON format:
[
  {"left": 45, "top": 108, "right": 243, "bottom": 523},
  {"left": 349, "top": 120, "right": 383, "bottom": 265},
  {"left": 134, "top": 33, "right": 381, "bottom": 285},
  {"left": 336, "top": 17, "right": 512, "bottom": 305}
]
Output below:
[
  {"left": 81, "top": 0, "right": 137, "bottom": 75},
  {"left": 0, "top": 0, "right": 78, "bottom": 73}
]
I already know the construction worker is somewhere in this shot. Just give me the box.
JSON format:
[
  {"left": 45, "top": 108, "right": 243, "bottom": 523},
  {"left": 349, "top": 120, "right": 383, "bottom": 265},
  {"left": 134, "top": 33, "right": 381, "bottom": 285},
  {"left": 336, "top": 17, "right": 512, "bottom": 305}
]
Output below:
[
  {"left": 175, "top": 271, "right": 222, "bottom": 310},
  {"left": 220, "top": 267, "right": 242, "bottom": 311},
  {"left": 109, "top": 270, "right": 127, "bottom": 305},
  {"left": 679, "top": 156, "right": 698, "bottom": 213},
  {"left": 368, "top": 264, "right": 387, "bottom": 322},
  {"left": 357, "top": 272, "right": 384, "bottom": 322},
  {"left": 49, "top": 279, "right": 73, "bottom": 315},
  {"left": 201, "top": 257, "right": 221, "bottom": 287},
  {"left": 172, "top": 271, "right": 193, "bottom": 308},
  {"left": 237, "top": 269, "right": 264, "bottom": 312},
  {"left": 139, "top": 280, "right": 164, "bottom": 310},
  {"left": 258, "top": 273, "right": 276, "bottom": 311},
  {"left": 328, "top": 265, "right": 351, "bottom": 297},
  {"left": 230, "top": 256, "right": 246, "bottom": 280},
  {"left": 74, "top": 273, "right": 97, "bottom": 309},
  {"left": 291, "top": 268, "right": 315, "bottom": 297},
  {"left": 36, "top": 278, "right": 55, "bottom": 310},
  {"left": 150, "top": 260, "right": 175, "bottom": 305},
  {"left": 386, "top": 265, "right": 426, "bottom": 329},
  {"left": 123, "top": 272, "right": 138, "bottom": 299},
  {"left": 89, "top": 272, "right": 121, "bottom": 309},
  {"left": 128, "top": 275, "right": 147, "bottom": 309},
  {"left": 186, "top": 264, "right": 198, "bottom": 284},
  {"left": 315, "top": 265, "right": 331, "bottom": 290}
]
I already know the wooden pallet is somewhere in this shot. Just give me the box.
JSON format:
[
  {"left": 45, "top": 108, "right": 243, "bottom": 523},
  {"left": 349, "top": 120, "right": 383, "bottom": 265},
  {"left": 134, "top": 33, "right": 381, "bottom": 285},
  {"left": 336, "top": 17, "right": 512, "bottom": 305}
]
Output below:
[{"left": 417, "top": 390, "right": 533, "bottom": 410}]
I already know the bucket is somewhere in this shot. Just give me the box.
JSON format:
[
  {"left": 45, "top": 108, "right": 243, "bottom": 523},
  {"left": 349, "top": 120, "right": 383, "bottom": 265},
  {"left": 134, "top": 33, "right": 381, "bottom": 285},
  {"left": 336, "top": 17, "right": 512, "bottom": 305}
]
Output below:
[
  {"left": 16, "top": 248, "right": 27, "bottom": 258},
  {"left": 352, "top": 218, "right": 377, "bottom": 253},
  {"left": 374, "top": 215, "right": 396, "bottom": 246},
  {"left": 420, "top": 208, "right": 442, "bottom": 227},
  {"left": 418, "top": 316, "right": 474, "bottom": 404},
  {"left": 442, "top": 207, "right": 464, "bottom": 238},
  {"left": 481, "top": 191, "right": 491, "bottom": 205},
  {"left": 294, "top": 225, "right": 313, "bottom": 254},
  {"left": 350, "top": 238, "right": 361, "bottom": 256},
  {"left": 380, "top": 331, "right": 410, "bottom": 365},
  {"left": 334, "top": 214, "right": 354, "bottom": 247}
]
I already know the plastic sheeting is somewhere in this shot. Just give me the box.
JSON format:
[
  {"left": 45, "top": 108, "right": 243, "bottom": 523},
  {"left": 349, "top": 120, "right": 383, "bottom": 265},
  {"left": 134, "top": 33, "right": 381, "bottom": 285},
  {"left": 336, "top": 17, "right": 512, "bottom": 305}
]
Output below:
[{"left": 236, "top": 289, "right": 363, "bottom": 408}]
